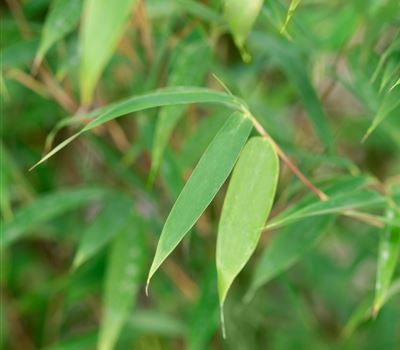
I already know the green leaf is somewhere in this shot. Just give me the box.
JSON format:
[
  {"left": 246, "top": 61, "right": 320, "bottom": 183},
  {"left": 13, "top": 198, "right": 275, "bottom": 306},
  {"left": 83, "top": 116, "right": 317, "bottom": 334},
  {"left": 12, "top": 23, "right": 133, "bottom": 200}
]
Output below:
[
  {"left": 246, "top": 215, "right": 332, "bottom": 301},
  {"left": 362, "top": 84, "right": 400, "bottom": 141},
  {"left": 223, "top": 0, "right": 263, "bottom": 61},
  {"left": 250, "top": 33, "right": 335, "bottom": 153},
  {"left": 72, "top": 194, "right": 134, "bottom": 270},
  {"left": 1, "top": 188, "right": 108, "bottom": 247},
  {"left": 216, "top": 136, "right": 279, "bottom": 307},
  {"left": 266, "top": 190, "right": 387, "bottom": 230},
  {"left": 34, "top": 0, "right": 83, "bottom": 68},
  {"left": 80, "top": 0, "right": 138, "bottom": 105},
  {"left": 98, "top": 217, "right": 146, "bottom": 350},
  {"left": 373, "top": 209, "right": 400, "bottom": 315},
  {"left": 147, "top": 112, "right": 253, "bottom": 286},
  {"left": 31, "top": 87, "right": 244, "bottom": 169},
  {"left": 150, "top": 41, "right": 212, "bottom": 181},
  {"left": 280, "top": 0, "right": 301, "bottom": 37}
]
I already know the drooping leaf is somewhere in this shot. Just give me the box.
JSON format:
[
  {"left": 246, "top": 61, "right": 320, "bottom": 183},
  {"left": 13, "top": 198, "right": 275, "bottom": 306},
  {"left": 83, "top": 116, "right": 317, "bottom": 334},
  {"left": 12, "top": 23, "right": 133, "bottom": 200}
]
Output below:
[
  {"left": 250, "top": 33, "right": 335, "bottom": 153},
  {"left": 216, "top": 136, "right": 279, "bottom": 307},
  {"left": 147, "top": 112, "right": 253, "bottom": 285},
  {"left": 1, "top": 188, "right": 108, "bottom": 247},
  {"left": 373, "top": 209, "right": 400, "bottom": 315},
  {"left": 80, "top": 0, "right": 138, "bottom": 104},
  {"left": 223, "top": 0, "right": 263, "bottom": 61},
  {"left": 266, "top": 190, "right": 387, "bottom": 230},
  {"left": 246, "top": 215, "right": 332, "bottom": 301},
  {"left": 98, "top": 217, "right": 146, "bottom": 350},
  {"left": 31, "top": 87, "right": 244, "bottom": 169},
  {"left": 150, "top": 40, "right": 212, "bottom": 181},
  {"left": 35, "top": 0, "right": 83, "bottom": 68},
  {"left": 72, "top": 194, "right": 134, "bottom": 270}
]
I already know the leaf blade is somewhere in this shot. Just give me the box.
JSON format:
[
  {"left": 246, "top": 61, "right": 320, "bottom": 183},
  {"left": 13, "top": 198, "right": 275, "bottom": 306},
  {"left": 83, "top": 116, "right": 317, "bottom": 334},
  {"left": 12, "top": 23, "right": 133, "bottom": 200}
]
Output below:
[
  {"left": 216, "top": 136, "right": 279, "bottom": 306},
  {"left": 147, "top": 112, "right": 253, "bottom": 284}
]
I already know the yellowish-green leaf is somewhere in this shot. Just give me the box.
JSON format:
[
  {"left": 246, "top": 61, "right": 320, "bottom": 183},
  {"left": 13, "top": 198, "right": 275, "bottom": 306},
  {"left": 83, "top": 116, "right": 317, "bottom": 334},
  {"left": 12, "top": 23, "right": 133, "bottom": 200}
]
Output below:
[
  {"left": 35, "top": 0, "right": 83, "bottom": 68},
  {"left": 280, "top": 0, "right": 301, "bottom": 37},
  {"left": 223, "top": 0, "right": 263, "bottom": 61},
  {"left": 98, "top": 217, "right": 146, "bottom": 350},
  {"left": 80, "top": 0, "right": 138, "bottom": 105},
  {"left": 216, "top": 136, "right": 279, "bottom": 308},
  {"left": 147, "top": 112, "right": 253, "bottom": 286},
  {"left": 373, "top": 209, "right": 400, "bottom": 315}
]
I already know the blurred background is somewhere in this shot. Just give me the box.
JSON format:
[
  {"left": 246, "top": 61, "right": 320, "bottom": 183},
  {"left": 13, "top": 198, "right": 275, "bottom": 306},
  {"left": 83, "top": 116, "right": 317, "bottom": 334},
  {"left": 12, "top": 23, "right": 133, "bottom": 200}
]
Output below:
[{"left": 1, "top": 0, "right": 400, "bottom": 349}]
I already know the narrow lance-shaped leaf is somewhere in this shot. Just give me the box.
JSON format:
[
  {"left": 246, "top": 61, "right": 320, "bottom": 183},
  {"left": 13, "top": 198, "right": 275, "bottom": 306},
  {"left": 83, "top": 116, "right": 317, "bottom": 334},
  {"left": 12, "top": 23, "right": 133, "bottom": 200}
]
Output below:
[
  {"left": 98, "top": 217, "right": 147, "bottom": 350},
  {"left": 223, "top": 0, "right": 263, "bottom": 61},
  {"left": 72, "top": 194, "right": 134, "bottom": 270},
  {"left": 373, "top": 209, "right": 400, "bottom": 315},
  {"left": 246, "top": 216, "right": 332, "bottom": 301},
  {"left": 31, "top": 87, "right": 243, "bottom": 170},
  {"left": 216, "top": 136, "right": 279, "bottom": 308},
  {"left": 34, "top": 0, "right": 83, "bottom": 69},
  {"left": 1, "top": 188, "right": 108, "bottom": 247},
  {"left": 150, "top": 41, "right": 212, "bottom": 182},
  {"left": 80, "top": 0, "right": 138, "bottom": 105},
  {"left": 147, "top": 112, "right": 253, "bottom": 286},
  {"left": 266, "top": 190, "right": 387, "bottom": 230}
]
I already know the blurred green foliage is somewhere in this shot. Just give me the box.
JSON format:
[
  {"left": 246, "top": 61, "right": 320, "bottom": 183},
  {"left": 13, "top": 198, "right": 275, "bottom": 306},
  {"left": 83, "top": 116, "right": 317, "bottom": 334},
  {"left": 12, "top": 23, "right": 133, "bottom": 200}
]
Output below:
[{"left": 1, "top": 0, "right": 400, "bottom": 349}]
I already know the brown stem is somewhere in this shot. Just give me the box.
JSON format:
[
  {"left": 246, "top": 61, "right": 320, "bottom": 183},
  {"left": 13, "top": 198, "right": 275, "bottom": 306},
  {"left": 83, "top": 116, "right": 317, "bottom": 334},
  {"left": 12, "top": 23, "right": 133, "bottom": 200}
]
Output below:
[{"left": 249, "top": 114, "right": 329, "bottom": 201}]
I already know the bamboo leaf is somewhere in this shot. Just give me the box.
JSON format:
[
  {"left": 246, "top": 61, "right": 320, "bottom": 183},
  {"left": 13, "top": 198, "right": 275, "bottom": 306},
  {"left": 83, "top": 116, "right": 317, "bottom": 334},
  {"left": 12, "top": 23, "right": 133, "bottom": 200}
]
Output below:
[
  {"left": 1, "top": 188, "right": 108, "bottom": 247},
  {"left": 150, "top": 41, "right": 212, "bottom": 181},
  {"left": 35, "top": 0, "right": 83, "bottom": 68},
  {"left": 98, "top": 217, "right": 146, "bottom": 350},
  {"left": 266, "top": 190, "right": 387, "bottom": 230},
  {"left": 223, "top": 0, "right": 263, "bottom": 61},
  {"left": 246, "top": 216, "right": 332, "bottom": 301},
  {"left": 80, "top": 0, "right": 138, "bottom": 105},
  {"left": 216, "top": 136, "right": 279, "bottom": 307},
  {"left": 72, "top": 194, "right": 134, "bottom": 270},
  {"left": 373, "top": 209, "right": 400, "bottom": 315},
  {"left": 31, "top": 87, "right": 243, "bottom": 169},
  {"left": 147, "top": 112, "right": 253, "bottom": 285}
]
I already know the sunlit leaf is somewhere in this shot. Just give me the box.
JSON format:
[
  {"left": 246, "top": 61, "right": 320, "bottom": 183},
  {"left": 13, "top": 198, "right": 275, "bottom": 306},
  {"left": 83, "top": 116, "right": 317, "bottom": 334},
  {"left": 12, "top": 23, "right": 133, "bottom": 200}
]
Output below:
[
  {"left": 373, "top": 209, "right": 400, "bottom": 315},
  {"left": 147, "top": 112, "right": 253, "bottom": 285},
  {"left": 1, "top": 188, "right": 108, "bottom": 247},
  {"left": 246, "top": 215, "right": 332, "bottom": 301},
  {"left": 35, "top": 0, "right": 83, "bottom": 68},
  {"left": 216, "top": 136, "right": 279, "bottom": 307},
  {"left": 98, "top": 217, "right": 146, "bottom": 350},
  {"left": 72, "top": 194, "right": 134, "bottom": 269},
  {"left": 80, "top": 0, "right": 138, "bottom": 104}
]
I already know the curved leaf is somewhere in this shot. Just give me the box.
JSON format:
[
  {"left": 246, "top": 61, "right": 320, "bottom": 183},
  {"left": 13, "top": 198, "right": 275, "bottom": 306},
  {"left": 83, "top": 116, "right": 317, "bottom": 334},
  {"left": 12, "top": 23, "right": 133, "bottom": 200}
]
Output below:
[
  {"left": 147, "top": 112, "right": 253, "bottom": 286},
  {"left": 216, "top": 136, "right": 279, "bottom": 307},
  {"left": 80, "top": 0, "right": 138, "bottom": 104},
  {"left": 31, "top": 87, "right": 244, "bottom": 169}
]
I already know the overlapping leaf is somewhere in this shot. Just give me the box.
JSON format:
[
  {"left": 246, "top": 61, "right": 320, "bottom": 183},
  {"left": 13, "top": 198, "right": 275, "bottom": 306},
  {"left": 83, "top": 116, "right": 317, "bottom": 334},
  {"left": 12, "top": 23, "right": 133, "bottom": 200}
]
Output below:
[
  {"left": 147, "top": 112, "right": 253, "bottom": 285},
  {"left": 216, "top": 136, "right": 279, "bottom": 307}
]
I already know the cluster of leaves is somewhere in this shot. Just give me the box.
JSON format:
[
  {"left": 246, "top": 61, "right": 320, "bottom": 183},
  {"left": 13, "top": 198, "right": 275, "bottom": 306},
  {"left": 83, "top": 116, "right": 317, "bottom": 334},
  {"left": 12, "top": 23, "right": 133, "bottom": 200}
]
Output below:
[{"left": 1, "top": 0, "right": 400, "bottom": 349}]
